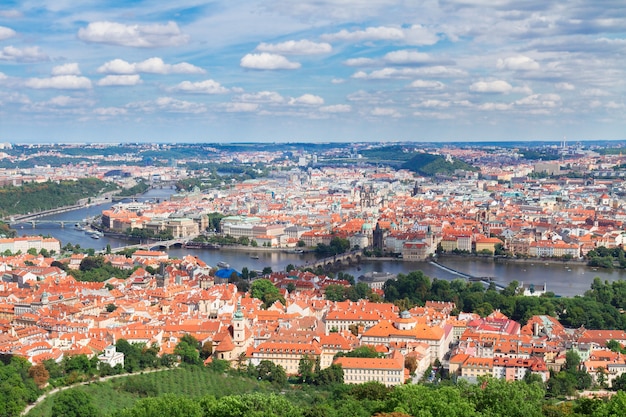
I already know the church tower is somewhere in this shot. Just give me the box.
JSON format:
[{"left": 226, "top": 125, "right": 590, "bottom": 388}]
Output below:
[{"left": 233, "top": 299, "right": 246, "bottom": 346}]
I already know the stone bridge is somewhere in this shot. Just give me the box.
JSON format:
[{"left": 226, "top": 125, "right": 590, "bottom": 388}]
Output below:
[
  {"left": 102, "top": 237, "right": 192, "bottom": 254},
  {"left": 297, "top": 249, "right": 363, "bottom": 271}
]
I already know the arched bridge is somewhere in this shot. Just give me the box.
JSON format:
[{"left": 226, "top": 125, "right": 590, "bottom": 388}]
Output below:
[
  {"left": 297, "top": 249, "right": 363, "bottom": 271},
  {"left": 101, "top": 237, "right": 191, "bottom": 254}
]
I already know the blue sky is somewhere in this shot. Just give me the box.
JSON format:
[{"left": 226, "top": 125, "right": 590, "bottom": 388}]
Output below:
[{"left": 1, "top": 1, "right": 625, "bottom": 143}]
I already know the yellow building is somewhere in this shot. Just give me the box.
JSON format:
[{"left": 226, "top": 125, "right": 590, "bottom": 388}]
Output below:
[
  {"left": 334, "top": 350, "right": 407, "bottom": 387},
  {"left": 475, "top": 237, "right": 503, "bottom": 253}
]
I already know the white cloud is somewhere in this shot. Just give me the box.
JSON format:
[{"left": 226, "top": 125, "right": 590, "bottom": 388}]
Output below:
[
  {"left": 0, "top": 90, "right": 30, "bottom": 105},
  {"left": 136, "top": 58, "right": 204, "bottom": 74},
  {"left": 496, "top": 55, "right": 540, "bottom": 71},
  {"left": 344, "top": 57, "right": 376, "bottom": 67},
  {"left": 371, "top": 107, "right": 401, "bottom": 117},
  {"left": 0, "top": 72, "right": 7, "bottom": 80},
  {"left": 515, "top": 93, "right": 561, "bottom": 107},
  {"left": 323, "top": 24, "right": 438, "bottom": 45},
  {"left": 403, "top": 25, "right": 439, "bottom": 46},
  {"left": 0, "top": 10, "right": 21, "bottom": 18},
  {"left": 0, "top": 26, "right": 16, "bottom": 41},
  {"left": 413, "top": 111, "right": 454, "bottom": 120},
  {"left": 478, "top": 102, "right": 513, "bottom": 111},
  {"left": 582, "top": 88, "right": 610, "bottom": 97},
  {"left": 331, "top": 78, "right": 345, "bottom": 84},
  {"left": 128, "top": 97, "right": 206, "bottom": 114},
  {"left": 470, "top": 80, "right": 513, "bottom": 93},
  {"left": 512, "top": 85, "right": 533, "bottom": 95},
  {"left": 0, "top": 45, "right": 48, "bottom": 62},
  {"left": 353, "top": 69, "right": 385, "bottom": 79},
  {"left": 240, "top": 53, "right": 301, "bottom": 70},
  {"left": 346, "top": 50, "right": 434, "bottom": 67},
  {"left": 289, "top": 94, "right": 324, "bottom": 105},
  {"left": 410, "top": 80, "right": 445, "bottom": 89},
  {"left": 78, "top": 21, "right": 189, "bottom": 48},
  {"left": 47, "top": 96, "right": 89, "bottom": 107},
  {"left": 353, "top": 66, "right": 466, "bottom": 80},
  {"left": 555, "top": 82, "right": 575, "bottom": 91},
  {"left": 25, "top": 75, "right": 92, "bottom": 89},
  {"left": 320, "top": 104, "right": 351, "bottom": 113},
  {"left": 383, "top": 50, "right": 432, "bottom": 65},
  {"left": 97, "top": 59, "right": 135, "bottom": 74},
  {"left": 52, "top": 63, "right": 81, "bottom": 76},
  {"left": 239, "top": 91, "right": 285, "bottom": 103},
  {"left": 94, "top": 107, "right": 128, "bottom": 116},
  {"left": 323, "top": 26, "right": 404, "bottom": 42},
  {"left": 171, "top": 79, "right": 229, "bottom": 94},
  {"left": 266, "top": 0, "right": 404, "bottom": 21},
  {"left": 589, "top": 100, "right": 603, "bottom": 109},
  {"left": 224, "top": 102, "right": 259, "bottom": 112},
  {"left": 256, "top": 40, "right": 331, "bottom": 55},
  {"left": 98, "top": 57, "right": 204, "bottom": 75},
  {"left": 415, "top": 99, "right": 450, "bottom": 108},
  {"left": 97, "top": 75, "right": 142, "bottom": 86}
]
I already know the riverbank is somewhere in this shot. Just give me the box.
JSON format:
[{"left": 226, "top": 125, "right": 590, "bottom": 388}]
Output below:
[{"left": 436, "top": 253, "right": 590, "bottom": 266}]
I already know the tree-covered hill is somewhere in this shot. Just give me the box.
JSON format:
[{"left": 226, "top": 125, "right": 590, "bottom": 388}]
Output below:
[
  {"left": 401, "top": 153, "right": 477, "bottom": 177},
  {"left": 0, "top": 178, "right": 117, "bottom": 218}
]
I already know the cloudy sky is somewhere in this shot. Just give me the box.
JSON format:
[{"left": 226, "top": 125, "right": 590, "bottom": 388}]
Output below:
[{"left": 1, "top": 1, "right": 625, "bottom": 143}]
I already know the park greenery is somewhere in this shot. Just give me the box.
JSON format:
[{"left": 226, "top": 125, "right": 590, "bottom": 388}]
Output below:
[
  {"left": 22, "top": 361, "right": 626, "bottom": 417},
  {"left": 0, "top": 220, "right": 16, "bottom": 237},
  {"left": 358, "top": 145, "right": 417, "bottom": 164},
  {"left": 117, "top": 180, "right": 150, "bottom": 197},
  {"left": 315, "top": 237, "right": 351, "bottom": 257},
  {"left": 6, "top": 327, "right": 626, "bottom": 417},
  {"left": 383, "top": 271, "right": 626, "bottom": 330},
  {"left": 125, "top": 227, "right": 174, "bottom": 241},
  {"left": 0, "top": 178, "right": 118, "bottom": 218},
  {"left": 586, "top": 246, "right": 626, "bottom": 270},
  {"left": 401, "top": 153, "right": 478, "bottom": 177},
  {"left": 174, "top": 163, "right": 269, "bottom": 192},
  {"left": 249, "top": 278, "right": 285, "bottom": 308}
]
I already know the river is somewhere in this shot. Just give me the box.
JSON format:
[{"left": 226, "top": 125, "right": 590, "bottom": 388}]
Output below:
[{"left": 13, "top": 188, "right": 626, "bottom": 297}]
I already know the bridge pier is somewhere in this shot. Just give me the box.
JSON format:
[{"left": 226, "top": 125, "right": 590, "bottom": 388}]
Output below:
[{"left": 30, "top": 221, "right": 36, "bottom": 228}]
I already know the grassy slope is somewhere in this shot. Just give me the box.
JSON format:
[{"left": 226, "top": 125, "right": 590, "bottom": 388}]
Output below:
[{"left": 26, "top": 367, "right": 278, "bottom": 417}]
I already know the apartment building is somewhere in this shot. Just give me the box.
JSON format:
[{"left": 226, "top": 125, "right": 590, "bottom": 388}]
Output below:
[
  {"left": 334, "top": 350, "right": 407, "bottom": 386},
  {"left": 0, "top": 236, "right": 61, "bottom": 254},
  {"left": 248, "top": 341, "right": 322, "bottom": 375}
]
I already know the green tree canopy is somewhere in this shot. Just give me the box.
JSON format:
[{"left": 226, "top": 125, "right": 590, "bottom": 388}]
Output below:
[
  {"left": 250, "top": 279, "right": 285, "bottom": 309},
  {"left": 51, "top": 389, "right": 100, "bottom": 417}
]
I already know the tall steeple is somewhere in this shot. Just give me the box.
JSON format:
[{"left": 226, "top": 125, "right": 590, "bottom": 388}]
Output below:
[{"left": 233, "top": 299, "right": 245, "bottom": 344}]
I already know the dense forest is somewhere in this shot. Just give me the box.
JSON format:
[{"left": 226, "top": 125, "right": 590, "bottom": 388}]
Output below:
[
  {"left": 401, "top": 153, "right": 477, "bottom": 177},
  {"left": 0, "top": 178, "right": 117, "bottom": 217}
]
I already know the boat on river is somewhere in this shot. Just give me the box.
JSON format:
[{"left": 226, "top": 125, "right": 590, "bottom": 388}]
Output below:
[{"left": 217, "top": 261, "right": 230, "bottom": 269}]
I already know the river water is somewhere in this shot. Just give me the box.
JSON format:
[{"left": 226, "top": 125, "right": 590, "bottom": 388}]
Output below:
[{"left": 14, "top": 188, "right": 626, "bottom": 297}]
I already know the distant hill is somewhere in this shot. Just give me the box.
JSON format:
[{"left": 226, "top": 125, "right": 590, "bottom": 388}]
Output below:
[{"left": 401, "top": 153, "right": 478, "bottom": 177}]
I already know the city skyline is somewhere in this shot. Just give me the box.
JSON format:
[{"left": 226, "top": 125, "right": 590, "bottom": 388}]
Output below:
[{"left": 1, "top": 1, "right": 625, "bottom": 143}]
